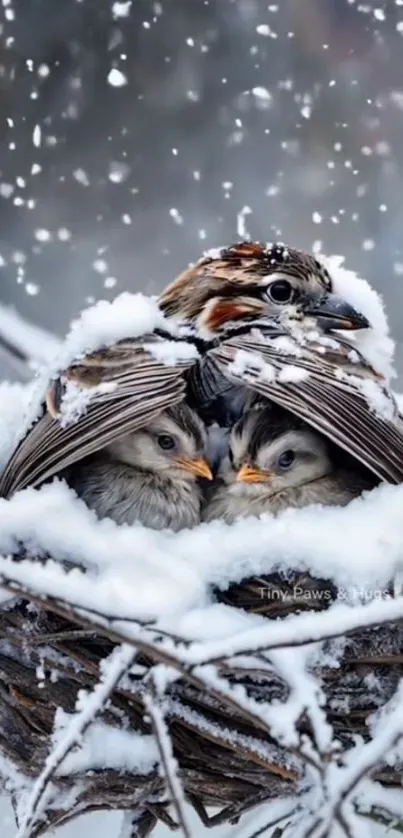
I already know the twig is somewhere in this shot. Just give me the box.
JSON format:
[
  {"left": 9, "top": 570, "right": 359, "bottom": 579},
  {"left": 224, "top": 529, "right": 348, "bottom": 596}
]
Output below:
[
  {"left": 359, "top": 806, "right": 403, "bottom": 834},
  {"left": 4, "top": 571, "right": 403, "bottom": 838},
  {"left": 300, "top": 681, "right": 403, "bottom": 838},
  {"left": 0, "top": 577, "right": 299, "bottom": 763},
  {"left": 143, "top": 677, "right": 192, "bottom": 838},
  {"left": 118, "top": 811, "right": 158, "bottom": 838},
  {"left": 16, "top": 643, "right": 136, "bottom": 838},
  {"left": 24, "top": 629, "right": 98, "bottom": 645},
  {"left": 3, "top": 560, "right": 403, "bottom": 667},
  {"left": 243, "top": 809, "right": 298, "bottom": 838},
  {"left": 185, "top": 596, "right": 403, "bottom": 665}
]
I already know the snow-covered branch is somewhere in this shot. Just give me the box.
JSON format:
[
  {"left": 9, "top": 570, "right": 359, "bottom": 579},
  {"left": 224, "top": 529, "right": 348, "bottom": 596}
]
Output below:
[
  {"left": 143, "top": 677, "right": 191, "bottom": 838},
  {"left": 16, "top": 644, "right": 137, "bottom": 838}
]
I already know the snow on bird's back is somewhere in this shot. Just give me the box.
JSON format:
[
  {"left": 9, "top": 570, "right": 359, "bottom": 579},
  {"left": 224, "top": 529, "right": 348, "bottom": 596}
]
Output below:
[
  {"left": 320, "top": 254, "right": 395, "bottom": 383},
  {"left": 56, "top": 292, "right": 165, "bottom": 371}
]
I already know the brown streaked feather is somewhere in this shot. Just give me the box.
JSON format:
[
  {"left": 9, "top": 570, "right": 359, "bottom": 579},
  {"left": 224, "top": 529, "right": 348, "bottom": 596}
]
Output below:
[
  {"left": 0, "top": 336, "right": 198, "bottom": 498},
  {"left": 159, "top": 241, "right": 332, "bottom": 318},
  {"left": 208, "top": 335, "right": 403, "bottom": 484}
]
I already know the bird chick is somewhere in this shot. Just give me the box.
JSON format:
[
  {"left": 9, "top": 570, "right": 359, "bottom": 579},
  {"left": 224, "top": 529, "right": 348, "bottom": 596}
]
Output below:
[
  {"left": 68, "top": 403, "right": 212, "bottom": 531},
  {"left": 203, "top": 404, "right": 375, "bottom": 523}
]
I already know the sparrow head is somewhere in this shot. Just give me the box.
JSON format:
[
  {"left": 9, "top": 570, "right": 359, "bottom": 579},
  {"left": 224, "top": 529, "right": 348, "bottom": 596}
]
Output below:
[
  {"left": 221, "top": 403, "right": 332, "bottom": 498},
  {"left": 159, "top": 241, "right": 369, "bottom": 336},
  {"left": 105, "top": 402, "right": 213, "bottom": 482}
]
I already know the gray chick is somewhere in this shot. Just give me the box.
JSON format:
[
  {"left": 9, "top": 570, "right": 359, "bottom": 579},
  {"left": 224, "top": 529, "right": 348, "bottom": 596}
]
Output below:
[
  {"left": 68, "top": 402, "right": 212, "bottom": 531},
  {"left": 203, "top": 404, "right": 375, "bottom": 524}
]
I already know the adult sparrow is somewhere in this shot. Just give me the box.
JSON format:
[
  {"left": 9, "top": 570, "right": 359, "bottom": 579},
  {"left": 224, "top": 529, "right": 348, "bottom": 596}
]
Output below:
[
  {"left": 1, "top": 241, "right": 403, "bottom": 497},
  {"left": 203, "top": 403, "right": 375, "bottom": 523},
  {"left": 67, "top": 402, "right": 212, "bottom": 530},
  {"left": 160, "top": 242, "right": 403, "bottom": 483}
]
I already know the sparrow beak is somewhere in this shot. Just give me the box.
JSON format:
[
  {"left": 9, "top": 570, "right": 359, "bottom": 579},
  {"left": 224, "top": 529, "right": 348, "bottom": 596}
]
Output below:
[
  {"left": 306, "top": 292, "right": 370, "bottom": 331},
  {"left": 236, "top": 464, "right": 271, "bottom": 484},
  {"left": 174, "top": 456, "right": 213, "bottom": 480}
]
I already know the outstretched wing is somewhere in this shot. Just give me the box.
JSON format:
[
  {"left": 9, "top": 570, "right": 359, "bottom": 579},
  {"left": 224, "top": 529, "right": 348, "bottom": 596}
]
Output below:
[
  {"left": 208, "top": 334, "right": 403, "bottom": 484},
  {"left": 0, "top": 335, "right": 197, "bottom": 498}
]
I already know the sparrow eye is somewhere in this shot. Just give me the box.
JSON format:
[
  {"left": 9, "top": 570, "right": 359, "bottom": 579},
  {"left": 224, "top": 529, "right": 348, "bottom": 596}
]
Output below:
[
  {"left": 157, "top": 434, "right": 176, "bottom": 451},
  {"left": 267, "top": 279, "right": 293, "bottom": 304},
  {"left": 278, "top": 449, "right": 295, "bottom": 469}
]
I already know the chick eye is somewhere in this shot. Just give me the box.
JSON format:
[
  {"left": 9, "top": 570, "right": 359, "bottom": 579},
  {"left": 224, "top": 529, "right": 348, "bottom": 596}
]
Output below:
[
  {"left": 157, "top": 434, "right": 176, "bottom": 451},
  {"left": 278, "top": 449, "right": 295, "bottom": 469},
  {"left": 267, "top": 279, "right": 293, "bottom": 304}
]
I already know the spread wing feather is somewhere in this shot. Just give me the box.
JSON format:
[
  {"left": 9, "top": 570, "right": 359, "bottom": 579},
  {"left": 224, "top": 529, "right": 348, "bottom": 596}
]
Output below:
[
  {"left": 209, "top": 335, "right": 403, "bottom": 484},
  {"left": 0, "top": 336, "right": 196, "bottom": 497}
]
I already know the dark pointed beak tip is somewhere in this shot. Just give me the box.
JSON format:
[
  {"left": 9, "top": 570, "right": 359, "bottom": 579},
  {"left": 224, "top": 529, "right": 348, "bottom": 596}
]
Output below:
[
  {"left": 307, "top": 293, "right": 370, "bottom": 332},
  {"left": 337, "top": 312, "right": 370, "bottom": 331}
]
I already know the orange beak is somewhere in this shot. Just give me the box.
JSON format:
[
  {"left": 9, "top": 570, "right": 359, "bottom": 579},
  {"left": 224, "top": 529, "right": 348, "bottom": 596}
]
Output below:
[
  {"left": 174, "top": 456, "right": 213, "bottom": 480},
  {"left": 236, "top": 464, "right": 271, "bottom": 484}
]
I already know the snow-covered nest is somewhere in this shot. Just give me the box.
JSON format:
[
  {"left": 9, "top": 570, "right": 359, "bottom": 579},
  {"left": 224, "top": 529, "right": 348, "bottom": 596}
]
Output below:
[{"left": 1, "top": 257, "right": 403, "bottom": 837}]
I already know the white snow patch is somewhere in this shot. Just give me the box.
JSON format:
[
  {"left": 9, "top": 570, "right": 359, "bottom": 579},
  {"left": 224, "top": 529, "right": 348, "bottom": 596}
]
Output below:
[
  {"left": 107, "top": 68, "right": 127, "bottom": 87},
  {"left": 0, "top": 294, "right": 190, "bottom": 451},
  {"left": 32, "top": 125, "right": 41, "bottom": 148},
  {"left": 320, "top": 253, "right": 395, "bottom": 383},
  {"left": 143, "top": 339, "right": 199, "bottom": 366},
  {"left": 58, "top": 380, "right": 118, "bottom": 426},
  {"left": 277, "top": 365, "right": 309, "bottom": 383},
  {"left": 50, "top": 293, "right": 179, "bottom": 376},
  {"left": 55, "top": 717, "right": 157, "bottom": 776},
  {"left": 202, "top": 246, "right": 225, "bottom": 260},
  {"left": 251, "top": 86, "right": 273, "bottom": 103},
  {"left": 112, "top": 1, "right": 132, "bottom": 19},
  {"left": 1, "top": 478, "right": 403, "bottom": 627},
  {"left": 169, "top": 207, "right": 183, "bottom": 225},
  {"left": 236, "top": 206, "right": 252, "bottom": 239}
]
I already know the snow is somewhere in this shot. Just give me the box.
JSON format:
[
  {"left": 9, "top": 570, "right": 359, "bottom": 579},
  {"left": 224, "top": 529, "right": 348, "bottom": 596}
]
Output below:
[
  {"left": 58, "top": 380, "right": 118, "bottom": 426},
  {"left": 107, "top": 69, "right": 128, "bottom": 87},
  {"left": 0, "top": 799, "right": 255, "bottom": 838},
  {"left": 169, "top": 207, "right": 184, "bottom": 225},
  {"left": 30, "top": 291, "right": 193, "bottom": 395},
  {"left": 338, "top": 372, "right": 396, "bottom": 420},
  {"left": 278, "top": 365, "right": 310, "bottom": 383},
  {"left": 320, "top": 254, "right": 395, "bottom": 383},
  {"left": 143, "top": 338, "right": 198, "bottom": 365},
  {"left": 1, "top": 476, "right": 403, "bottom": 626},
  {"left": 15, "top": 645, "right": 153, "bottom": 838},
  {"left": 229, "top": 347, "right": 276, "bottom": 381},
  {"left": 236, "top": 205, "right": 252, "bottom": 238},
  {"left": 57, "top": 710, "right": 158, "bottom": 776},
  {"left": 56, "top": 293, "right": 163, "bottom": 367},
  {"left": 251, "top": 86, "right": 273, "bottom": 101}
]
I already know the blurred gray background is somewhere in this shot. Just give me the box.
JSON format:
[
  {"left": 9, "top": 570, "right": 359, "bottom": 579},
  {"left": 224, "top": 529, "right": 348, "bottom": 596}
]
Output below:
[{"left": 1, "top": 0, "right": 403, "bottom": 378}]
